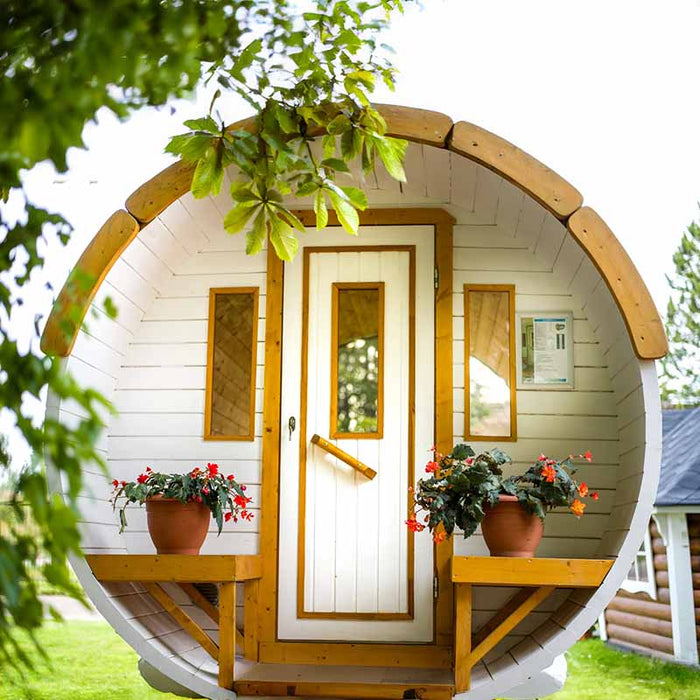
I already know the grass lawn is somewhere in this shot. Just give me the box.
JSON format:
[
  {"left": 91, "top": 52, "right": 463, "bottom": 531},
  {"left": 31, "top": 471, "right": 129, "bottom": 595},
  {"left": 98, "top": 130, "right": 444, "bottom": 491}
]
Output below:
[
  {"left": 2, "top": 622, "right": 700, "bottom": 699},
  {"left": 549, "top": 638, "right": 700, "bottom": 700}
]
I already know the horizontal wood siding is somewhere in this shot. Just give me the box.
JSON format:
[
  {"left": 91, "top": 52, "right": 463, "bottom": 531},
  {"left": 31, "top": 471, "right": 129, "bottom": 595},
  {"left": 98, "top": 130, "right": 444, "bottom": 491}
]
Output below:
[{"left": 604, "top": 520, "right": 675, "bottom": 660}]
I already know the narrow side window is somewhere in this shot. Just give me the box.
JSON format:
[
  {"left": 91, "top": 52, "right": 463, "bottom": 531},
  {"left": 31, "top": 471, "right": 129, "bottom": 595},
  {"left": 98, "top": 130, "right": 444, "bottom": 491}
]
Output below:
[
  {"left": 205, "top": 287, "right": 259, "bottom": 441},
  {"left": 330, "top": 282, "right": 384, "bottom": 439},
  {"left": 464, "top": 284, "right": 517, "bottom": 441}
]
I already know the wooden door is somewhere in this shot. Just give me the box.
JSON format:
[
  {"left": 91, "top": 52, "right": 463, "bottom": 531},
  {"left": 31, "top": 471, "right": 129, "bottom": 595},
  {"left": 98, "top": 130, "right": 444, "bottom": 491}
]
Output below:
[{"left": 278, "top": 225, "right": 435, "bottom": 642}]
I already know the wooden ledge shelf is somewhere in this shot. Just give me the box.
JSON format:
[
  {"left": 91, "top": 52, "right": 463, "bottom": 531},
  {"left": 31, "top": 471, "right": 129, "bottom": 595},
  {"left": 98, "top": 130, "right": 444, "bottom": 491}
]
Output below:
[
  {"left": 86, "top": 554, "right": 262, "bottom": 691},
  {"left": 452, "top": 556, "right": 613, "bottom": 588},
  {"left": 452, "top": 556, "right": 613, "bottom": 693}
]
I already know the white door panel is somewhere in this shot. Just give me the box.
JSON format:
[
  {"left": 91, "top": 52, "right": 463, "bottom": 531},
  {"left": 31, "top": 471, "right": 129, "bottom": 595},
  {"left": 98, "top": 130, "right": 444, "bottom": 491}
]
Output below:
[{"left": 278, "top": 226, "right": 434, "bottom": 642}]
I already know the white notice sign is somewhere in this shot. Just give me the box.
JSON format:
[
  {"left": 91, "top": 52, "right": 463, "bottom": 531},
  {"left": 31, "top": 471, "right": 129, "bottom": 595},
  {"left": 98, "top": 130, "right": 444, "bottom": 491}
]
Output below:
[{"left": 518, "top": 313, "right": 574, "bottom": 388}]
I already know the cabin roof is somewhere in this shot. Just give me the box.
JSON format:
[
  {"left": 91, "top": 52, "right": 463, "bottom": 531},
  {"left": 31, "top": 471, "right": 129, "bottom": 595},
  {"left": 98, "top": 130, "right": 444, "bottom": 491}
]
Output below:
[
  {"left": 39, "top": 103, "right": 668, "bottom": 361},
  {"left": 656, "top": 407, "right": 700, "bottom": 507}
]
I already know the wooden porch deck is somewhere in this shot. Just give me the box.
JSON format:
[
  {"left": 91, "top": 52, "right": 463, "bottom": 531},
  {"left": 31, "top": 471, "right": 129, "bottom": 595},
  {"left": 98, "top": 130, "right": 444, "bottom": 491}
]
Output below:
[{"left": 86, "top": 553, "right": 613, "bottom": 698}]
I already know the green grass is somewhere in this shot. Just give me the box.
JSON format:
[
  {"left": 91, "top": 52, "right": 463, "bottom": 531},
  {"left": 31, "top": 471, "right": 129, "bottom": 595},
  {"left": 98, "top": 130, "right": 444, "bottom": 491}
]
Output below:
[
  {"left": 549, "top": 638, "right": 700, "bottom": 699},
  {"left": 2, "top": 624, "right": 700, "bottom": 699},
  {"left": 0, "top": 621, "right": 179, "bottom": 700}
]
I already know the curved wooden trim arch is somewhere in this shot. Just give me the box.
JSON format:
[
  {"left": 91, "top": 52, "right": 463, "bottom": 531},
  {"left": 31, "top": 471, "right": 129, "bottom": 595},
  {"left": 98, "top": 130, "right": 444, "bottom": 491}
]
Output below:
[
  {"left": 568, "top": 207, "right": 668, "bottom": 359},
  {"left": 40, "top": 104, "right": 667, "bottom": 360},
  {"left": 40, "top": 209, "right": 140, "bottom": 357}
]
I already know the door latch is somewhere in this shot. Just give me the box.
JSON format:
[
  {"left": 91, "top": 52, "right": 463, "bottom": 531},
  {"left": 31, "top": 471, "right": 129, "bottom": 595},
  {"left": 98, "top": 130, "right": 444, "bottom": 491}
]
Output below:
[{"left": 288, "top": 416, "right": 296, "bottom": 441}]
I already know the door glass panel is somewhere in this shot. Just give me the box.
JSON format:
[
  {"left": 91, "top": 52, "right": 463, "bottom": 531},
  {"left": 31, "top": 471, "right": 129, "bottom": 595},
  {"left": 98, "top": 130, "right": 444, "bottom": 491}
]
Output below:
[
  {"left": 465, "top": 286, "right": 515, "bottom": 439},
  {"left": 332, "top": 284, "right": 384, "bottom": 437},
  {"left": 205, "top": 289, "right": 258, "bottom": 439}
]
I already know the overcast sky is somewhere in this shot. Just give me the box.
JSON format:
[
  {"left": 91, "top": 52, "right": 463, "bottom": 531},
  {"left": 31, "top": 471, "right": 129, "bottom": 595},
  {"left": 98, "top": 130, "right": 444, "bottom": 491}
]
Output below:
[{"left": 5, "top": 0, "right": 700, "bottom": 465}]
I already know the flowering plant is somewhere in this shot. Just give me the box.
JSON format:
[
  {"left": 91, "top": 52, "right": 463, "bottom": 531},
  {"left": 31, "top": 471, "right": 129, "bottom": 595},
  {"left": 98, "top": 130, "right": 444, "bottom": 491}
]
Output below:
[
  {"left": 110, "top": 463, "right": 253, "bottom": 534},
  {"left": 407, "top": 444, "right": 597, "bottom": 543}
]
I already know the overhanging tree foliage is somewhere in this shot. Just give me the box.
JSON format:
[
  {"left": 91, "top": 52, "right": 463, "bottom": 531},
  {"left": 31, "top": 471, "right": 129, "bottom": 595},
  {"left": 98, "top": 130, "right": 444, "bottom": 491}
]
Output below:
[
  {"left": 661, "top": 216, "right": 700, "bottom": 408},
  {"left": 0, "top": 0, "right": 409, "bottom": 664}
]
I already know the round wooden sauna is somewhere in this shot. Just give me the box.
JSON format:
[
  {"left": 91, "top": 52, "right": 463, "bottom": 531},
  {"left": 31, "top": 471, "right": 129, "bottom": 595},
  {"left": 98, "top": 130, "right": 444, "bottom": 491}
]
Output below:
[{"left": 42, "top": 104, "right": 666, "bottom": 700}]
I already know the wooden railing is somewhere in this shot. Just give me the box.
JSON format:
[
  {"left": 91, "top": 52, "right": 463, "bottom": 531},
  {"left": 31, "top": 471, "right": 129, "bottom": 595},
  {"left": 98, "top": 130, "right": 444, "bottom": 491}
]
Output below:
[
  {"left": 452, "top": 556, "right": 614, "bottom": 692},
  {"left": 86, "top": 554, "right": 262, "bottom": 690}
]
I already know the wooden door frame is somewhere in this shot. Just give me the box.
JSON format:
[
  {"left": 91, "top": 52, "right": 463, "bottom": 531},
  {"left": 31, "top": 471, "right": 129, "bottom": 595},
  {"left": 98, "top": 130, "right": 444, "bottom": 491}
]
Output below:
[{"left": 258, "top": 208, "right": 455, "bottom": 668}]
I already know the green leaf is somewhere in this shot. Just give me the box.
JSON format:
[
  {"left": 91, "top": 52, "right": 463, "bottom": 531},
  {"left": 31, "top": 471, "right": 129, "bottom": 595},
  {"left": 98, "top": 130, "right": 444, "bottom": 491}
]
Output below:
[
  {"left": 340, "top": 186, "right": 368, "bottom": 211},
  {"left": 326, "top": 189, "right": 359, "bottom": 235},
  {"left": 165, "top": 133, "right": 214, "bottom": 162},
  {"left": 327, "top": 114, "right": 352, "bottom": 135},
  {"left": 246, "top": 210, "right": 268, "bottom": 256},
  {"left": 230, "top": 39, "right": 262, "bottom": 81},
  {"left": 223, "top": 201, "right": 259, "bottom": 234},
  {"left": 183, "top": 116, "right": 219, "bottom": 132},
  {"left": 321, "top": 158, "right": 350, "bottom": 173},
  {"left": 269, "top": 213, "right": 299, "bottom": 261},
  {"left": 374, "top": 136, "right": 407, "bottom": 182},
  {"left": 191, "top": 147, "right": 224, "bottom": 198},
  {"left": 314, "top": 191, "right": 328, "bottom": 230}
]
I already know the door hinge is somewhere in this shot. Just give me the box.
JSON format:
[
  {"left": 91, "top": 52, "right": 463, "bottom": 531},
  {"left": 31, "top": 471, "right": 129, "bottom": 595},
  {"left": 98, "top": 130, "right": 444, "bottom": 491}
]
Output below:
[
  {"left": 434, "top": 266, "right": 439, "bottom": 290},
  {"left": 433, "top": 574, "right": 439, "bottom": 599}
]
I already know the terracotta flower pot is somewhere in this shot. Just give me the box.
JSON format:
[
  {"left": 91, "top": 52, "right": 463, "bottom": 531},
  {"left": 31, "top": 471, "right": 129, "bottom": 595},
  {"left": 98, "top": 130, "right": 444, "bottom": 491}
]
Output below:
[
  {"left": 481, "top": 494, "right": 544, "bottom": 557},
  {"left": 145, "top": 496, "right": 210, "bottom": 555}
]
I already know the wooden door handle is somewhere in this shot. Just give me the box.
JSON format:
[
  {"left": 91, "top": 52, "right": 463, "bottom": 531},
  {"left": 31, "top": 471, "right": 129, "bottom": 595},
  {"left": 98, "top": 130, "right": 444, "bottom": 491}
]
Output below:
[{"left": 310, "top": 434, "right": 377, "bottom": 480}]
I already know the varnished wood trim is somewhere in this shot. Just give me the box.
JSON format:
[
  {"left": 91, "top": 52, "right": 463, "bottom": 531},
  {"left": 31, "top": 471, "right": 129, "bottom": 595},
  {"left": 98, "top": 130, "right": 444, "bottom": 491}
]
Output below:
[
  {"left": 448, "top": 120, "right": 583, "bottom": 220},
  {"left": 297, "top": 244, "right": 415, "bottom": 621},
  {"left": 40, "top": 209, "right": 140, "bottom": 357},
  {"left": 330, "top": 281, "right": 385, "bottom": 440},
  {"left": 179, "top": 582, "right": 246, "bottom": 651},
  {"left": 310, "top": 434, "right": 377, "bottom": 480},
  {"left": 233, "top": 679, "right": 454, "bottom": 699},
  {"left": 293, "top": 208, "right": 456, "bottom": 228},
  {"left": 143, "top": 582, "right": 219, "bottom": 661},
  {"left": 463, "top": 283, "right": 517, "bottom": 442},
  {"left": 258, "top": 246, "right": 284, "bottom": 645},
  {"left": 244, "top": 579, "right": 260, "bottom": 661},
  {"left": 467, "top": 585, "right": 555, "bottom": 667},
  {"left": 218, "top": 581, "right": 236, "bottom": 689},
  {"left": 204, "top": 286, "right": 259, "bottom": 441},
  {"left": 454, "top": 583, "right": 472, "bottom": 692},
  {"left": 451, "top": 556, "right": 614, "bottom": 587},
  {"left": 125, "top": 116, "right": 257, "bottom": 224},
  {"left": 85, "top": 554, "right": 262, "bottom": 582},
  {"left": 433, "top": 219, "right": 453, "bottom": 648},
  {"left": 374, "top": 103, "right": 453, "bottom": 146},
  {"left": 567, "top": 206, "right": 668, "bottom": 360},
  {"left": 258, "top": 641, "right": 453, "bottom": 669},
  {"left": 44, "top": 109, "right": 665, "bottom": 365}
]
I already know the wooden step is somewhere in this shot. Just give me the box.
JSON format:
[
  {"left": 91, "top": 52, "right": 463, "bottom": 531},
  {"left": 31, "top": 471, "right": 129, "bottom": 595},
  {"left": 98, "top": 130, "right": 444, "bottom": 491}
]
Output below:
[{"left": 233, "top": 661, "right": 454, "bottom": 699}]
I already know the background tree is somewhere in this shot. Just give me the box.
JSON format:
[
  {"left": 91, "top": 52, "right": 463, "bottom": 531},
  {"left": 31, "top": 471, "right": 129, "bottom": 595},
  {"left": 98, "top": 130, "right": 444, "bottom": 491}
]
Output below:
[
  {"left": 0, "top": 0, "right": 408, "bottom": 663},
  {"left": 661, "top": 216, "right": 700, "bottom": 408}
]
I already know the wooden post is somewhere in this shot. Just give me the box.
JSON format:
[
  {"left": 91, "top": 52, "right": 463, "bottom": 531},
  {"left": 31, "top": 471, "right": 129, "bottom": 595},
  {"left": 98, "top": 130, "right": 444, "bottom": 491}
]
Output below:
[
  {"left": 218, "top": 582, "right": 236, "bottom": 689},
  {"left": 244, "top": 580, "right": 259, "bottom": 661},
  {"left": 655, "top": 512, "right": 699, "bottom": 664},
  {"left": 454, "top": 583, "right": 472, "bottom": 693}
]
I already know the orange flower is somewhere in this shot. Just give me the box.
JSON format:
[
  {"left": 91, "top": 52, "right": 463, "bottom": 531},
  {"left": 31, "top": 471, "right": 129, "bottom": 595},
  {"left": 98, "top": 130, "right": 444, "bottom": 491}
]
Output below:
[
  {"left": 541, "top": 465, "right": 557, "bottom": 483},
  {"left": 433, "top": 530, "right": 447, "bottom": 544},
  {"left": 591, "top": 491, "right": 599, "bottom": 501},
  {"left": 425, "top": 461, "right": 439, "bottom": 474},
  {"left": 570, "top": 499, "right": 586, "bottom": 517},
  {"left": 578, "top": 482, "right": 589, "bottom": 497},
  {"left": 406, "top": 517, "right": 425, "bottom": 533},
  {"left": 584, "top": 450, "right": 593, "bottom": 463}
]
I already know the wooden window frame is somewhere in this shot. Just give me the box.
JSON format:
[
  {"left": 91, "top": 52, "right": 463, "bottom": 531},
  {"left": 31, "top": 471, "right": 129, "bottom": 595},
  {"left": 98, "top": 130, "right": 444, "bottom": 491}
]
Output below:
[
  {"left": 330, "top": 281, "right": 385, "bottom": 440},
  {"left": 464, "top": 283, "right": 517, "bottom": 442},
  {"left": 204, "top": 286, "right": 259, "bottom": 442},
  {"left": 621, "top": 525, "right": 656, "bottom": 598}
]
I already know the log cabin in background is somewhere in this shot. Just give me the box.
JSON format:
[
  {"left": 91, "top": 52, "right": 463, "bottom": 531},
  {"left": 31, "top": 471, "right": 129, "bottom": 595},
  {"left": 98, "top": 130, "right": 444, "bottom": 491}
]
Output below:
[
  {"left": 601, "top": 406, "right": 700, "bottom": 666},
  {"left": 40, "top": 104, "right": 668, "bottom": 700}
]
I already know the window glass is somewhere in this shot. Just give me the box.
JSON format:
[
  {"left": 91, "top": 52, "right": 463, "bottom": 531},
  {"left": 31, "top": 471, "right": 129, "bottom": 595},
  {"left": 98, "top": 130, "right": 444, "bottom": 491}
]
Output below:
[
  {"left": 332, "top": 284, "right": 384, "bottom": 437},
  {"left": 205, "top": 289, "right": 258, "bottom": 439},
  {"left": 465, "top": 286, "right": 516, "bottom": 440}
]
